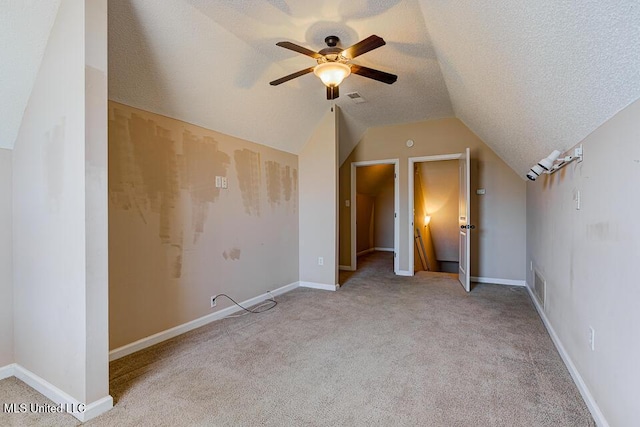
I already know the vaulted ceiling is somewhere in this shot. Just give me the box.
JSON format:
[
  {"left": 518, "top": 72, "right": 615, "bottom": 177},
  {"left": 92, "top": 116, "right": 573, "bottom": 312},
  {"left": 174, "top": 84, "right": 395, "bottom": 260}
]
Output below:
[
  {"left": 3, "top": 0, "right": 640, "bottom": 176},
  {"left": 0, "top": 0, "right": 60, "bottom": 150}
]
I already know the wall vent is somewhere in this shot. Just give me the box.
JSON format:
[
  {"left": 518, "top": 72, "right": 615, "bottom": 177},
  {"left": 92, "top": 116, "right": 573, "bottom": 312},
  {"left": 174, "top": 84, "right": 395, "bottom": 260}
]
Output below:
[
  {"left": 346, "top": 92, "right": 367, "bottom": 104},
  {"left": 533, "top": 269, "right": 546, "bottom": 308}
]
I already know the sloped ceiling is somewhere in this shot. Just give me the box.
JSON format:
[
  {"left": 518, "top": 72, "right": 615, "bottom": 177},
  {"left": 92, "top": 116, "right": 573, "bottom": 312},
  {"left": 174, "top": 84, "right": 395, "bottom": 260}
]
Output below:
[
  {"left": 108, "top": 0, "right": 454, "bottom": 159},
  {"left": 356, "top": 164, "right": 394, "bottom": 196},
  {"left": 418, "top": 0, "right": 640, "bottom": 174},
  {"left": 0, "top": 0, "right": 60, "bottom": 149},
  {"left": 3, "top": 1, "right": 638, "bottom": 176}
]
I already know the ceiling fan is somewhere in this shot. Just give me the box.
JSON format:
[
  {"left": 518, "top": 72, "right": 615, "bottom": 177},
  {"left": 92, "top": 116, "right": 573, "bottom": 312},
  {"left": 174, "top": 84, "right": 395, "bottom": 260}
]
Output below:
[{"left": 270, "top": 35, "right": 398, "bottom": 100}]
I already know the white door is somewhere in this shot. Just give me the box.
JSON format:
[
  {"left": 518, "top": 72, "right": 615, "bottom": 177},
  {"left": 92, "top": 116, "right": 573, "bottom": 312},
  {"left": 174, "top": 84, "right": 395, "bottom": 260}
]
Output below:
[{"left": 458, "top": 148, "right": 471, "bottom": 292}]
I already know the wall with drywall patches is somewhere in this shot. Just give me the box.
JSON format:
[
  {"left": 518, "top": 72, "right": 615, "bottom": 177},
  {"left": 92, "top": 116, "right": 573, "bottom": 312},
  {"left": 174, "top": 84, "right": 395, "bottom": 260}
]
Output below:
[
  {"left": 526, "top": 98, "right": 640, "bottom": 426},
  {"left": 108, "top": 102, "right": 299, "bottom": 349}
]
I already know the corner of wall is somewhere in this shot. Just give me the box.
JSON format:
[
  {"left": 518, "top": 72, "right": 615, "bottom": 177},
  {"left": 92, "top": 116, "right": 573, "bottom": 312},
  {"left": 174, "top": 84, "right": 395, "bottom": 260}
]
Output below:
[
  {"left": 10, "top": 0, "right": 111, "bottom": 412},
  {"left": 0, "top": 148, "right": 13, "bottom": 368},
  {"left": 299, "top": 108, "right": 339, "bottom": 286}
]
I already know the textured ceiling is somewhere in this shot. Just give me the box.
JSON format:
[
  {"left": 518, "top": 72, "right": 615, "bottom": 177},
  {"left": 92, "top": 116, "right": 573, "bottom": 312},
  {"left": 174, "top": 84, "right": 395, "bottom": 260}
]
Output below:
[
  {"left": 418, "top": 0, "right": 640, "bottom": 174},
  {"left": 0, "top": 0, "right": 60, "bottom": 149},
  {"left": 3, "top": 1, "right": 639, "bottom": 177},
  {"left": 108, "top": 0, "right": 454, "bottom": 160}
]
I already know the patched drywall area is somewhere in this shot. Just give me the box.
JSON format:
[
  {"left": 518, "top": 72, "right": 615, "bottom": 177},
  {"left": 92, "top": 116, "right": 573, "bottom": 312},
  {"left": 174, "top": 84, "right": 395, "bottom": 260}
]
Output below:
[
  {"left": 108, "top": 102, "right": 298, "bottom": 349},
  {"left": 339, "top": 118, "right": 526, "bottom": 280},
  {"left": 526, "top": 98, "right": 640, "bottom": 426},
  {"left": 0, "top": 149, "right": 12, "bottom": 367}
]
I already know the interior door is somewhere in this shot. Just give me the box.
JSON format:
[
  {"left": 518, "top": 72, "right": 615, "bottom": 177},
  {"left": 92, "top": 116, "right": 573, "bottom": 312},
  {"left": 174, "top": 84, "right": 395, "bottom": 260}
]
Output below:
[{"left": 458, "top": 148, "right": 471, "bottom": 292}]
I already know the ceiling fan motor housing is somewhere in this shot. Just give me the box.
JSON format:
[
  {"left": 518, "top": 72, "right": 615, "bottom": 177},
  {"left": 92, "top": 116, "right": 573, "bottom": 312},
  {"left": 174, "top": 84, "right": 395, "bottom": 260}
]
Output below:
[
  {"left": 324, "top": 35, "right": 340, "bottom": 47},
  {"left": 319, "top": 36, "right": 346, "bottom": 61}
]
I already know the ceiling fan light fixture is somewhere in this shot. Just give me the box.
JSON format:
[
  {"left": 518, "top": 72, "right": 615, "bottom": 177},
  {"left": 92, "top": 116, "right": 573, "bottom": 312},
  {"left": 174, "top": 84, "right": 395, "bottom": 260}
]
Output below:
[{"left": 314, "top": 62, "right": 351, "bottom": 87}]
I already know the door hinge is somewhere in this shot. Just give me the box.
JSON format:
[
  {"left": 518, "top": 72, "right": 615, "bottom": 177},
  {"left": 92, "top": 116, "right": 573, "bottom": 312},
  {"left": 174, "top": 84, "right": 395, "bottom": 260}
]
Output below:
[{"left": 394, "top": 212, "right": 397, "bottom": 218}]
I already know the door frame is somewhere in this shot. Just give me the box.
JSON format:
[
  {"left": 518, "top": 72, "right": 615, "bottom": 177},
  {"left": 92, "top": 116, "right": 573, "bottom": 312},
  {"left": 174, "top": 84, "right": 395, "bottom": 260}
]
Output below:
[
  {"left": 408, "top": 153, "right": 463, "bottom": 276},
  {"left": 351, "top": 159, "right": 400, "bottom": 274}
]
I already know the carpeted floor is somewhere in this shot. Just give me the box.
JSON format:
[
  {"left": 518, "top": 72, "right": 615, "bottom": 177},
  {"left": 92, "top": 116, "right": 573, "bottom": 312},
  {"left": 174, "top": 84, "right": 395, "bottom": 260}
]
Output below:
[{"left": 1, "top": 251, "right": 593, "bottom": 426}]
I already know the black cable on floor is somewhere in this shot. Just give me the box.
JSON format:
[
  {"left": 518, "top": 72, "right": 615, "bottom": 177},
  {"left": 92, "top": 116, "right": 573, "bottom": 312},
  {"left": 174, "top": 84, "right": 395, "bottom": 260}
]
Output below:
[{"left": 212, "top": 293, "right": 277, "bottom": 315}]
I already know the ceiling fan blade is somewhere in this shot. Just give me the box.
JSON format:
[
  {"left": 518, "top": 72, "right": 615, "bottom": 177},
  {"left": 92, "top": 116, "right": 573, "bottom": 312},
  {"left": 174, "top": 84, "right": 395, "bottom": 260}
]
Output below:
[
  {"left": 342, "top": 35, "right": 386, "bottom": 59},
  {"left": 269, "top": 67, "right": 315, "bottom": 86},
  {"left": 327, "top": 85, "right": 339, "bottom": 100},
  {"left": 276, "top": 41, "right": 322, "bottom": 59},
  {"left": 350, "top": 65, "right": 398, "bottom": 84}
]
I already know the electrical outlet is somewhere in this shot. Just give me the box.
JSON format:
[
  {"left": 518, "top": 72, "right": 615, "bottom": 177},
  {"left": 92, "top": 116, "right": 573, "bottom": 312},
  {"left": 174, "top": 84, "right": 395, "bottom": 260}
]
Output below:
[
  {"left": 215, "top": 176, "right": 222, "bottom": 188},
  {"left": 211, "top": 296, "right": 217, "bottom": 308},
  {"left": 221, "top": 177, "right": 228, "bottom": 189},
  {"left": 588, "top": 326, "right": 595, "bottom": 351},
  {"left": 318, "top": 257, "right": 324, "bottom": 266}
]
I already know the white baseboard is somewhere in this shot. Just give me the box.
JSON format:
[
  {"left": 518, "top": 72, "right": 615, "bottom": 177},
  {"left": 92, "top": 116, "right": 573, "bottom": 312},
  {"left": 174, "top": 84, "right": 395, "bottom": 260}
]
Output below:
[
  {"left": 109, "top": 281, "right": 300, "bottom": 361},
  {"left": 82, "top": 396, "right": 115, "bottom": 422},
  {"left": 339, "top": 265, "right": 355, "bottom": 271},
  {"left": 299, "top": 281, "right": 339, "bottom": 291},
  {"left": 525, "top": 283, "right": 609, "bottom": 427},
  {"left": 0, "top": 363, "right": 16, "bottom": 380},
  {"left": 396, "top": 270, "right": 412, "bottom": 277},
  {"left": 374, "top": 247, "right": 394, "bottom": 252},
  {"left": 11, "top": 364, "right": 112, "bottom": 422},
  {"left": 356, "top": 248, "right": 374, "bottom": 256},
  {"left": 471, "top": 276, "right": 526, "bottom": 287}
]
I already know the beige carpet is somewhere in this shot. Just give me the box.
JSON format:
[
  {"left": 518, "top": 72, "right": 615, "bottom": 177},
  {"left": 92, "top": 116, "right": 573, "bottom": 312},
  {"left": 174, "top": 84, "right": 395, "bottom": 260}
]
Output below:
[{"left": 1, "top": 251, "right": 593, "bottom": 426}]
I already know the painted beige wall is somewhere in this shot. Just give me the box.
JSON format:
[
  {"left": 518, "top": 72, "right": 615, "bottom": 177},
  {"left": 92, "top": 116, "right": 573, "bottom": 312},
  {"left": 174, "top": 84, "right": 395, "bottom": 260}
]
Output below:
[
  {"left": 526, "top": 97, "right": 640, "bottom": 426},
  {"left": 355, "top": 193, "right": 374, "bottom": 253},
  {"left": 373, "top": 177, "right": 394, "bottom": 249},
  {"left": 339, "top": 118, "right": 526, "bottom": 279},
  {"left": 299, "top": 107, "right": 338, "bottom": 286},
  {"left": 0, "top": 149, "right": 12, "bottom": 367},
  {"left": 12, "top": 0, "right": 110, "bottom": 407},
  {"left": 418, "top": 160, "right": 459, "bottom": 262},
  {"left": 108, "top": 102, "right": 299, "bottom": 349}
]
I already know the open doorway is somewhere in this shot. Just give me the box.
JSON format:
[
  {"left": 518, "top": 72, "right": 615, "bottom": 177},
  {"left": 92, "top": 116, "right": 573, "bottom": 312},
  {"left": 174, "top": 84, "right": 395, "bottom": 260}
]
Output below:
[
  {"left": 412, "top": 159, "right": 459, "bottom": 273},
  {"left": 350, "top": 160, "right": 399, "bottom": 274},
  {"left": 409, "top": 150, "right": 471, "bottom": 291}
]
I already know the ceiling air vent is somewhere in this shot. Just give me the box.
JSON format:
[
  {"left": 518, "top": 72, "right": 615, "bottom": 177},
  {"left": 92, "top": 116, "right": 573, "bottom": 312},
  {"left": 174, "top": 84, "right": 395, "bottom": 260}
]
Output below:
[{"left": 346, "top": 92, "right": 367, "bottom": 104}]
